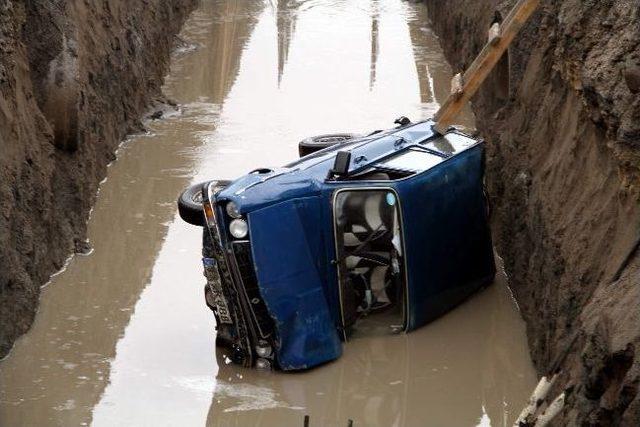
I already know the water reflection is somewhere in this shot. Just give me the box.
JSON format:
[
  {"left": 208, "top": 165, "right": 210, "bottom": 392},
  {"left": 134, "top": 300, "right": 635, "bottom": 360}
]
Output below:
[
  {"left": 275, "top": 0, "right": 299, "bottom": 86},
  {"left": 405, "top": 6, "right": 475, "bottom": 127},
  {"left": 369, "top": 1, "right": 379, "bottom": 90},
  {"left": 205, "top": 263, "right": 533, "bottom": 426},
  {"left": 172, "top": 0, "right": 264, "bottom": 104}
]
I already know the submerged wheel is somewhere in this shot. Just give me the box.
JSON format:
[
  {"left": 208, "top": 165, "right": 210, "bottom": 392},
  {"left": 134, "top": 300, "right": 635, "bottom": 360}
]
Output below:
[
  {"left": 298, "top": 133, "right": 360, "bottom": 157},
  {"left": 178, "top": 180, "right": 231, "bottom": 226}
]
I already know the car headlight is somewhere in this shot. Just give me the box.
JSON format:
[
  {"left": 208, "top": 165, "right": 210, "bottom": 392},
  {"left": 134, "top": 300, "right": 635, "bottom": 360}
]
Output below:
[
  {"left": 255, "top": 358, "right": 271, "bottom": 370},
  {"left": 225, "top": 201, "right": 241, "bottom": 219},
  {"left": 229, "top": 219, "right": 248, "bottom": 239},
  {"left": 256, "top": 342, "right": 272, "bottom": 358}
]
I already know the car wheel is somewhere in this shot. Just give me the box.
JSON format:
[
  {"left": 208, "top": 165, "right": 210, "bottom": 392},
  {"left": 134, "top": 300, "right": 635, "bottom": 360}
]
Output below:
[
  {"left": 178, "top": 180, "right": 232, "bottom": 226},
  {"left": 178, "top": 182, "right": 209, "bottom": 226},
  {"left": 298, "top": 133, "right": 360, "bottom": 157}
]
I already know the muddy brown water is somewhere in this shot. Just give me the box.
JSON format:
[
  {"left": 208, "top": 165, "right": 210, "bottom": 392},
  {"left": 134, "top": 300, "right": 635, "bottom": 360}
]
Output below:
[{"left": 0, "top": 0, "right": 536, "bottom": 425}]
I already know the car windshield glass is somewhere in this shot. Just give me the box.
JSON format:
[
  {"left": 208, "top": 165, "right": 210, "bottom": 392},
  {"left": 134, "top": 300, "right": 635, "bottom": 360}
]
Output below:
[
  {"left": 422, "top": 132, "right": 477, "bottom": 156},
  {"left": 333, "top": 189, "right": 405, "bottom": 338},
  {"left": 377, "top": 149, "right": 443, "bottom": 173}
]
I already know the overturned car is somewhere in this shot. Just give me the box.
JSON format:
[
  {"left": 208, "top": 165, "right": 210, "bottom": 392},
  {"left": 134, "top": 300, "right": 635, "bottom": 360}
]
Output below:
[{"left": 177, "top": 118, "right": 495, "bottom": 371}]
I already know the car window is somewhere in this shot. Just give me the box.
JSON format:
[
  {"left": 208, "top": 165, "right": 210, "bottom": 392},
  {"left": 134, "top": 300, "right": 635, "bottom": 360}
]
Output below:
[
  {"left": 377, "top": 149, "right": 443, "bottom": 173},
  {"left": 422, "top": 132, "right": 477, "bottom": 156},
  {"left": 333, "top": 189, "right": 405, "bottom": 338}
]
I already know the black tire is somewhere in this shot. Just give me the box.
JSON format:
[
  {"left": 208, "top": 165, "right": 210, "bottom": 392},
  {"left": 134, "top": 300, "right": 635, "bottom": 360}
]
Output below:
[
  {"left": 178, "top": 182, "right": 206, "bottom": 226},
  {"left": 178, "top": 180, "right": 231, "bottom": 226},
  {"left": 298, "top": 133, "right": 360, "bottom": 157}
]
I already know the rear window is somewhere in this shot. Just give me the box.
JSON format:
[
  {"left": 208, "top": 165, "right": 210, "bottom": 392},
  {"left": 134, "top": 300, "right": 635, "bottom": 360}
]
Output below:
[
  {"left": 422, "top": 132, "right": 477, "bottom": 156},
  {"left": 377, "top": 149, "right": 443, "bottom": 173}
]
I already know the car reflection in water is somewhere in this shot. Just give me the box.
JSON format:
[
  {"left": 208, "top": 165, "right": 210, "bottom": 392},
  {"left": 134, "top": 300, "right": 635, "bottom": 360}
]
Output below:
[{"left": 205, "top": 258, "right": 532, "bottom": 426}]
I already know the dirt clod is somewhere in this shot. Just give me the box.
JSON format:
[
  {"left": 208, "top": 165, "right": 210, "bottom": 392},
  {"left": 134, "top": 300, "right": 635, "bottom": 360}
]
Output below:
[{"left": 623, "top": 61, "right": 640, "bottom": 94}]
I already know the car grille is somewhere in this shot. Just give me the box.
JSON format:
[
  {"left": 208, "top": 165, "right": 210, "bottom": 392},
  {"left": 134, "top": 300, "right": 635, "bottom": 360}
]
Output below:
[{"left": 230, "top": 241, "right": 274, "bottom": 339}]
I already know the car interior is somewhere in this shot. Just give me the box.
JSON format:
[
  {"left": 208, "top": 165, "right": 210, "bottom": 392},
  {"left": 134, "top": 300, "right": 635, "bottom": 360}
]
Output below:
[{"left": 333, "top": 189, "right": 406, "bottom": 337}]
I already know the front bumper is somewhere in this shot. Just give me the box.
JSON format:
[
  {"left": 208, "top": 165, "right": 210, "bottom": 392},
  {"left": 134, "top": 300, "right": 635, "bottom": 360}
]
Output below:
[{"left": 201, "top": 185, "right": 276, "bottom": 369}]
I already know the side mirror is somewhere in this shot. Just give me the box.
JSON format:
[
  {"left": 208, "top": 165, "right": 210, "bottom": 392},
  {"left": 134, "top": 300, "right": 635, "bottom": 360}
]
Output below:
[
  {"left": 394, "top": 116, "right": 411, "bottom": 126},
  {"left": 330, "top": 151, "right": 351, "bottom": 178}
]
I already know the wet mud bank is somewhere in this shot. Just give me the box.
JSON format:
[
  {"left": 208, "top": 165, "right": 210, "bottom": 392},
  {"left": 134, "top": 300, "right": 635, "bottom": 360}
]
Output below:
[
  {"left": 0, "top": 0, "right": 197, "bottom": 357},
  {"left": 425, "top": 0, "right": 640, "bottom": 424}
]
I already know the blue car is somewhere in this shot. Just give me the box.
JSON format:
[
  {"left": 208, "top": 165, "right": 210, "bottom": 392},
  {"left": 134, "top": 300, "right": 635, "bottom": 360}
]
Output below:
[{"left": 178, "top": 118, "right": 495, "bottom": 371}]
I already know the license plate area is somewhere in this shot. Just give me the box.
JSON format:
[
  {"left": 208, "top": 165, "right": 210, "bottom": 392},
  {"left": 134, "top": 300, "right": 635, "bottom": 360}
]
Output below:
[
  {"left": 203, "top": 257, "right": 233, "bottom": 324},
  {"left": 230, "top": 241, "right": 274, "bottom": 339}
]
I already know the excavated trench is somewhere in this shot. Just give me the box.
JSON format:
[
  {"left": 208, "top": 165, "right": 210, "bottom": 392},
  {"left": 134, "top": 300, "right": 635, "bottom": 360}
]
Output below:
[
  {"left": 425, "top": 0, "right": 640, "bottom": 424},
  {"left": 0, "top": 0, "right": 540, "bottom": 425},
  {"left": 4, "top": 0, "right": 636, "bottom": 425}
]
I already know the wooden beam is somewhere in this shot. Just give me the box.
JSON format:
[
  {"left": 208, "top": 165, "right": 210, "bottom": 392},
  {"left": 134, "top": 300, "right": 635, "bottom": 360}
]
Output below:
[{"left": 434, "top": 0, "right": 540, "bottom": 133}]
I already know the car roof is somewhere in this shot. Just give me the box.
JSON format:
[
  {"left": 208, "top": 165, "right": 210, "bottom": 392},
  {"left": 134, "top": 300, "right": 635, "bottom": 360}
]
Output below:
[{"left": 216, "top": 120, "right": 480, "bottom": 213}]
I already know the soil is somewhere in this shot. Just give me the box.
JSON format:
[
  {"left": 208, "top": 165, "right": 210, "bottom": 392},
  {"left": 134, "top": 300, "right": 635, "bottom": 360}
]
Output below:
[
  {"left": 425, "top": 0, "right": 640, "bottom": 424},
  {"left": 0, "top": 0, "right": 196, "bottom": 357}
]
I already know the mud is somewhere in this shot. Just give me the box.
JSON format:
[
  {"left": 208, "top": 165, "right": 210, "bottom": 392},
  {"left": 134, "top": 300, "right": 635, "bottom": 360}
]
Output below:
[
  {"left": 1, "top": 1, "right": 535, "bottom": 425},
  {"left": 0, "top": 0, "right": 197, "bottom": 357},
  {"left": 424, "top": 0, "right": 640, "bottom": 424}
]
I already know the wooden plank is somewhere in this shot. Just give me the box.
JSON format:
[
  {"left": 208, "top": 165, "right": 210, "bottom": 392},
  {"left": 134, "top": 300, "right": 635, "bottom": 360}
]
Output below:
[{"left": 434, "top": 0, "right": 540, "bottom": 133}]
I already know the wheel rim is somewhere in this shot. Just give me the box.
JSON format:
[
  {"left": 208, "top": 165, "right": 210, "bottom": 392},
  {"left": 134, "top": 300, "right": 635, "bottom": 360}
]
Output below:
[
  {"left": 315, "top": 135, "right": 352, "bottom": 143},
  {"left": 191, "top": 191, "right": 203, "bottom": 204}
]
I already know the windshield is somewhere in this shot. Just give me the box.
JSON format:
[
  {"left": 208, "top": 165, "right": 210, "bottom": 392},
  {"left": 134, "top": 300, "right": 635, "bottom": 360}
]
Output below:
[
  {"left": 378, "top": 148, "right": 444, "bottom": 173},
  {"left": 333, "top": 189, "right": 406, "bottom": 338},
  {"left": 422, "top": 132, "right": 478, "bottom": 156}
]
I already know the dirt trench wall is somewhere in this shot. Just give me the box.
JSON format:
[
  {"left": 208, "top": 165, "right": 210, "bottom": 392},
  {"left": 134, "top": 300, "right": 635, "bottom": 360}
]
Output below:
[
  {"left": 425, "top": 0, "right": 640, "bottom": 424},
  {"left": 0, "top": 0, "right": 196, "bottom": 357}
]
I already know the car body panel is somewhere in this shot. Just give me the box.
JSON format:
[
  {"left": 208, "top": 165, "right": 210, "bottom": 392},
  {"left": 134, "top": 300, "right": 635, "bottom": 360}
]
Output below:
[
  {"left": 249, "top": 197, "right": 342, "bottom": 370},
  {"left": 395, "top": 145, "right": 495, "bottom": 329}
]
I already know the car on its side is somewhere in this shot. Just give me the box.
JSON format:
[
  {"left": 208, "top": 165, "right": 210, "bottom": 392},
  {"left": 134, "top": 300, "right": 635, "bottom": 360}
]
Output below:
[{"left": 178, "top": 118, "right": 495, "bottom": 371}]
